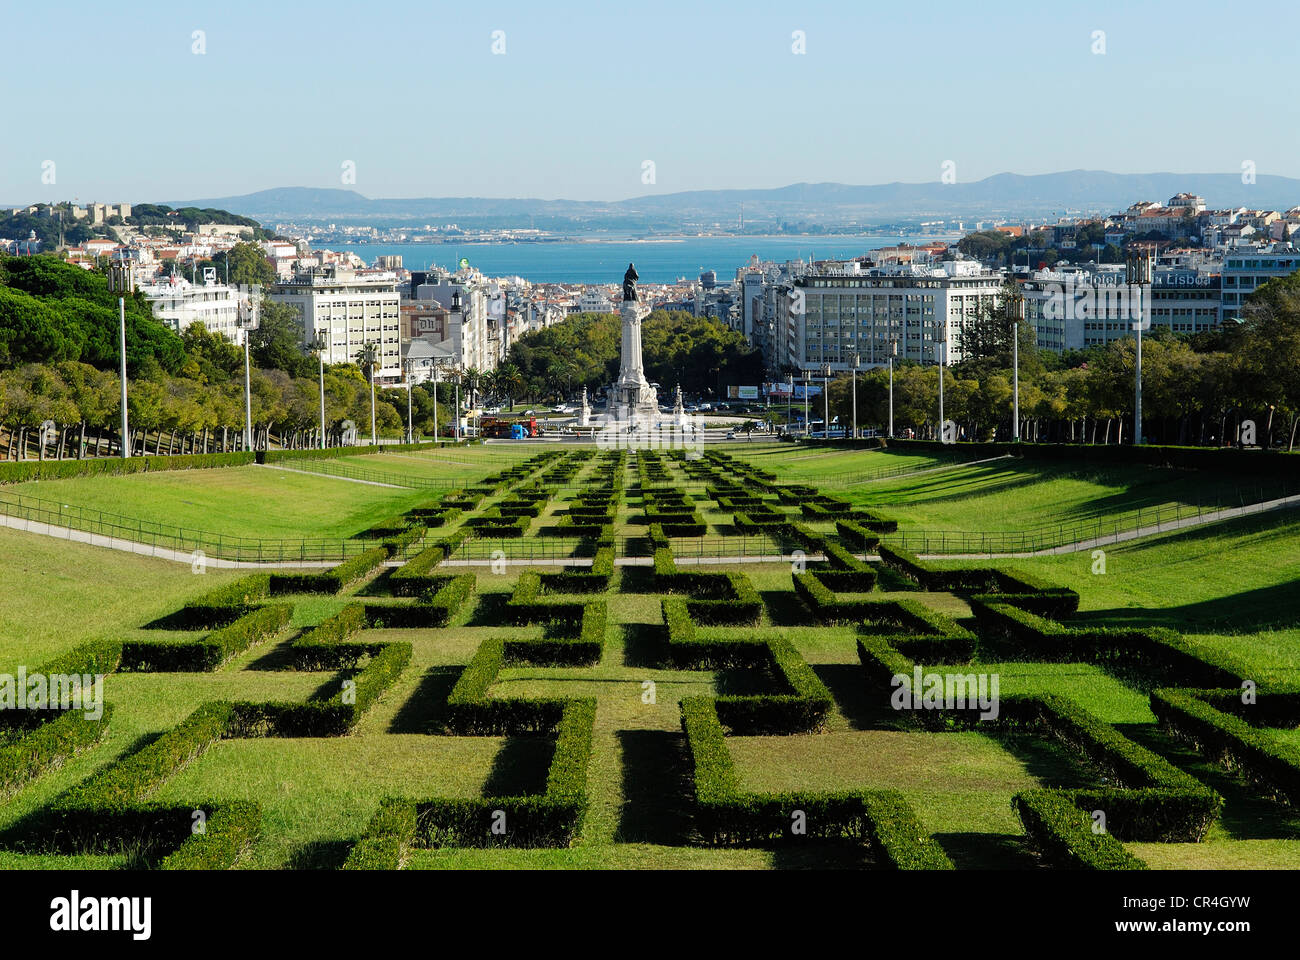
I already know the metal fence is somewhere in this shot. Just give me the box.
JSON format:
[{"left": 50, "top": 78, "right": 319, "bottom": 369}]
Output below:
[
  {"left": 0, "top": 491, "right": 417, "bottom": 563},
  {"left": 886, "top": 489, "right": 1300, "bottom": 555}
]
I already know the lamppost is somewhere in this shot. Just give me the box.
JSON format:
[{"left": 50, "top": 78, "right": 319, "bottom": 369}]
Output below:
[
  {"left": 822, "top": 363, "right": 831, "bottom": 439},
  {"left": 431, "top": 361, "right": 440, "bottom": 443},
  {"left": 404, "top": 358, "right": 415, "bottom": 444},
  {"left": 786, "top": 373, "right": 793, "bottom": 435},
  {"left": 365, "top": 342, "right": 378, "bottom": 447},
  {"left": 107, "top": 263, "right": 134, "bottom": 458},
  {"left": 454, "top": 367, "right": 462, "bottom": 442},
  {"left": 241, "top": 299, "right": 254, "bottom": 452},
  {"left": 1008, "top": 289, "right": 1025, "bottom": 442},
  {"left": 851, "top": 353, "right": 860, "bottom": 440},
  {"left": 315, "top": 331, "right": 327, "bottom": 450},
  {"left": 802, "top": 370, "right": 809, "bottom": 436},
  {"left": 1127, "top": 253, "right": 1153, "bottom": 446},
  {"left": 936, "top": 335, "right": 946, "bottom": 441},
  {"left": 888, "top": 339, "right": 897, "bottom": 440}
]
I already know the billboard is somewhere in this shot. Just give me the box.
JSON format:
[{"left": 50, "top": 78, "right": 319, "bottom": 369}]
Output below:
[
  {"left": 727, "top": 385, "right": 759, "bottom": 400},
  {"left": 764, "top": 381, "right": 793, "bottom": 398},
  {"left": 793, "top": 384, "right": 822, "bottom": 400}
]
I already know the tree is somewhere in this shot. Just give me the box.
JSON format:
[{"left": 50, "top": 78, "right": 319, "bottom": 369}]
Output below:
[
  {"left": 355, "top": 342, "right": 380, "bottom": 445},
  {"left": 214, "top": 241, "right": 276, "bottom": 289},
  {"left": 251, "top": 300, "right": 312, "bottom": 378}
]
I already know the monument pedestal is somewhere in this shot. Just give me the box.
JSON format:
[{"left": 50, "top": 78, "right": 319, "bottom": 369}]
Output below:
[{"left": 610, "top": 299, "right": 659, "bottom": 426}]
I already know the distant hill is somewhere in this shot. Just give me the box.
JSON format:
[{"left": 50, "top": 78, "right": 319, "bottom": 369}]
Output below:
[{"left": 166, "top": 171, "right": 1300, "bottom": 227}]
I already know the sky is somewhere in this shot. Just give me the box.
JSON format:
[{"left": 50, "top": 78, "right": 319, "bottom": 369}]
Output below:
[{"left": 5, "top": 0, "right": 1299, "bottom": 205}]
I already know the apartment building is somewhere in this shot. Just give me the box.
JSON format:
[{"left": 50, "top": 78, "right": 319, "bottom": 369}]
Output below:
[
  {"left": 777, "top": 260, "right": 1004, "bottom": 372},
  {"left": 1220, "top": 245, "right": 1300, "bottom": 321},
  {"left": 139, "top": 272, "right": 258, "bottom": 344},
  {"left": 269, "top": 265, "right": 403, "bottom": 383}
]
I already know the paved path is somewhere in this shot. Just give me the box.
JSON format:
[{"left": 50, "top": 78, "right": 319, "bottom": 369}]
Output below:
[
  {"left": 0, "top": 513, "right": 337, "bottom": 568},
  {"left": 255, "top": 463, "right": 409, "bottom": 488},
  {"left": 4, "top": 488, "right": 1297, "bottom": 570}
]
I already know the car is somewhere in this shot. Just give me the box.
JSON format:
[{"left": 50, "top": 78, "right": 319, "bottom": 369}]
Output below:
[{"left": 725, "top": 430, "right": 736, "bottom": 439}]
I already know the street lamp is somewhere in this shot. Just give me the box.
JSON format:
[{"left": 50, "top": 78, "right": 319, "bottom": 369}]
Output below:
[
  {"left": 366, "top": 341, "right": 378, "bottom": 447},
  {"left": 936, "top": 334, "right": 946, "bottom": 441},
  {"left": 1008, "top": 289, "right": 1025, "bottom": 442},
  {"left": 432, "top": 361, "right": 441, "bottom": 443},
  {"left": 822, "top": 363, "right": 831, "bottom": 440},
  {"left": 315, "top": 331, "right": 327, "bottom": 450},
  {"left": 454, "top": 367, "right": 462, "bottom": 442},
  {"left": 888, "top": 339, "right": 897, "bottom": 440},
  {"left": 802, "top": 370, "right": 809, "bottom": 436},
  {"left": 107, "top": 263, "right": 134, "bottom": 458},
  {"left": 1127, "top": 254, "right": 1153, "bottom": 446},
  {"left": 404, "top": 358, "right": 414, "bottom": 444},
  {"left": 241, "top": 299, "right": 254, "bottom": 452},
  {"left": 851, "top": 353, "right": 860, "bottom": 440}
]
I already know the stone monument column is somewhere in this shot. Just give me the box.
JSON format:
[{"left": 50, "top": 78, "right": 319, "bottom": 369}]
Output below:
[{"left": 612, "top": 263, "right": 658, "bottom": 424}]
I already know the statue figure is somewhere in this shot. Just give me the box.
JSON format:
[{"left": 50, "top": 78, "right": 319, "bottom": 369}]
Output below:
[{"left": 622, "top": 263, "right": 639, "bottom": 302}]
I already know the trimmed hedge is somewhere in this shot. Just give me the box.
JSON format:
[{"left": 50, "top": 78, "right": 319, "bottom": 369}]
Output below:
[
  {"left": 343, "top": 798, "right": 417, "bottom": 870},
  {"left": 680, "top": 696, "right": 952, "bottom": 868},
  {"left": 269, "top": 546, "right": 388, "bottom": 595},
  {"left": 350, "top": 699, "right": 596, "bottom": 856},
  {"left": 1152, "top": 688, "right": 1300, "bottom": 808},
  {"left": 0, "top": 451, "right": 255, "bottom": 485},
  {"left": 157, "top": 800, "right": 261, "bottom": 870},
  {"left": 120, "top": 603, "right": 292, "bottom": 672},
  {"left": 539, "top": 547, "right": 614, "bottom": 594},
  {"left": 1013, "top": 790, "right": 1147, "bottom": 870},
  {"left": 878, "top": 545, "right": 1080, "bottom": 616},
  {"left": 969, "top": 597, "right": 1250, "bottom": 686},
  {"left": 176, "top": 574, "right": 271, "bottom": 627},
  {"left": 0, "top": 705, "right": 114, "bottom": 800}
]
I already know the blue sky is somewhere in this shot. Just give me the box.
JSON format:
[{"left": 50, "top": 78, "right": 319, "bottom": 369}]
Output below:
[{"left": 5, "top": 0, "right": 1298, "bottom": 203}]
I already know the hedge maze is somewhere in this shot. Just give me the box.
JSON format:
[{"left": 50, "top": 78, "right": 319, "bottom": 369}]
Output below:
[{"left": 2, "top": 443, "right": 1297, "bottom": 871}]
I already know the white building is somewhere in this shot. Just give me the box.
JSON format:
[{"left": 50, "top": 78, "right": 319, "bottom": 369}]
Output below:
[
  {"left": 139, "top": 271, "right": 257, "bottom": 343},
  {"left": 269, "top": 266, "right": 403, "bottom": 383},
  {"left": 778, "top": 262, "right": 1004, "bottom": 372}
]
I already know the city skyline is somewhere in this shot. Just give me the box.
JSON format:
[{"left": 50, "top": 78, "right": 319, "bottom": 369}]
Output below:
[{"left": 6, "top": 0, "right": 1300, "bottom": 203}]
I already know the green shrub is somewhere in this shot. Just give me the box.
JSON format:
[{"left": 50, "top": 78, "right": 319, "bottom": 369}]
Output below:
[
  {"left": 158, "top": 800, "right": 261, "bottom": 870},
  {"left": 120, "top": 603, "right": 291, "bottom": 671},
  {"left": 1152, "top": 688, "right": 1300, "bottom": 808},
  {"left": 0, "top": 706, "right": 114, "bottom": 800},
  {"left": 1013, "top": 790, "right": 1147, "bottom": 870},
  {"left": 0, "top": 452, "right": 255, "bottom": 485}
]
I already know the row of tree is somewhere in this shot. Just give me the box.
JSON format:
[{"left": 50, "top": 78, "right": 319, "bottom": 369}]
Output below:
[
  {"left": 808, "top": 274, "right": 1300, "bottom": 449},
  {"left": 506, "top": 310, "right": 763, "bottom": 401}
]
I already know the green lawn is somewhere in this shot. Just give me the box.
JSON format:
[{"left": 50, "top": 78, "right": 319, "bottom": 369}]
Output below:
[
  {"left": 0, "top": 443, "right": 1297, "bottom": 871},
  {"left": 4, "top": 466, "right": 435, "bottom": 540},
  {"left": 0, "top": 526, "right": 243, "bottom": 669}
]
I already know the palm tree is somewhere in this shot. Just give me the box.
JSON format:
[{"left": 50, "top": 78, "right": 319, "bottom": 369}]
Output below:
[
  {"left": 355, "top": 342, "right": 379, "bottom": 445},
  {"left": 496, "top": 362, "right": 524, "bottom": 412}
]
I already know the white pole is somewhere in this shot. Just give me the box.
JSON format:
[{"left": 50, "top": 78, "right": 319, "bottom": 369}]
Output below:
[
  {"left": 369, "top": 356, "right": 377, "bottom": 446},
  {"left": 318, "top": 341, "right": 326, "bottom": 450},
  {"left": 937, "top": 342, "right": 945, "bottom": 439},
  {"left": 888, "top": 356, "right": 894, "bottom": 440},
  {"left": 432, "top": 365, "right": 440, "bottom": 443},
  {"left": 406, "top": 366, "right": 414, "bottom": 444},
  {"left": 119, "top": 297, "right": 129, "bottom": 458},
  {"left": 851, "top": 360, "right": 858, "bottom": 441},
  {"left": 1013, "top": 297, "right": 1021, "bottom": 442},
  {"left": 243, "top": 329, "right": 253, "bottom": 452}
]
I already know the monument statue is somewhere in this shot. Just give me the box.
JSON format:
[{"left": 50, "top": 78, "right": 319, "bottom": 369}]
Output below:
[{"left": 622, "top": 263, "right": 639, "bottom": 302}]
